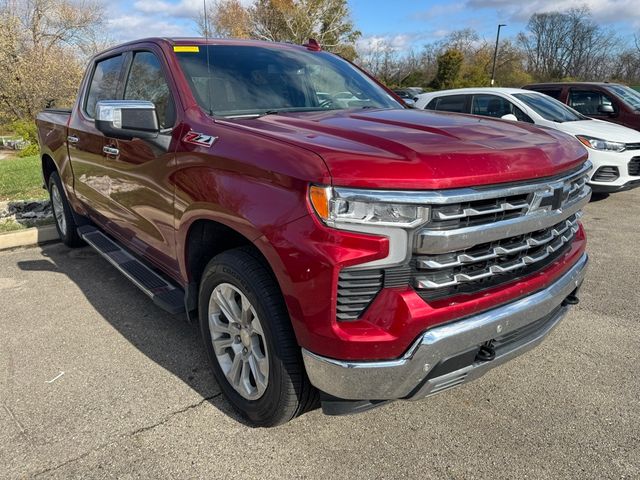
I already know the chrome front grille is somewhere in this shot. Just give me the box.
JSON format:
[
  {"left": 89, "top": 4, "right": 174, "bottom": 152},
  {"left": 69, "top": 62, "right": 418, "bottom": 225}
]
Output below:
[
  {"left": 413, "top": 163, "right": 590, "bottom": 301},
  {"left": 426, "top": 168, "right": 587, "bottom": 231},
  {"left": 414, "top": 213, "right": 580, "bottom": 291},
  {"left": 336, "top": 162, "right": 591, "bottom": 320}
]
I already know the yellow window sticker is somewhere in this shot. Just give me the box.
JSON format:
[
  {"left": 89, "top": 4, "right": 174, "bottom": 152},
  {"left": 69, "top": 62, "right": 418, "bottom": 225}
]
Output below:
[{"left": 173, "top": 46, "right": 200, "bottom": 53}]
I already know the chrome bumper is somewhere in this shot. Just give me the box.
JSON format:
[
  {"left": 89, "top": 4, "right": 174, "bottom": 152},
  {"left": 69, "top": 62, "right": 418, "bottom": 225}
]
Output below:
[{"left": 302, "top": 253, "right": 588, "bottom": 401}]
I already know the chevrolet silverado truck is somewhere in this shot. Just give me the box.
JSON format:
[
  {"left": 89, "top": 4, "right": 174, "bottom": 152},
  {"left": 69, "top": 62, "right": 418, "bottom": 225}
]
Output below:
[{"left": 36, "top": 38, "right": 591, "bottom": 427}]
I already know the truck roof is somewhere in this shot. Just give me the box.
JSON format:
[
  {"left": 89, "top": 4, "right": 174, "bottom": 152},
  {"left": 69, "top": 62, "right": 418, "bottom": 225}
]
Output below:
[
  {"left": 95, "top": 37, "right": 318, "bottom": 57},
  {"left": 523, "top": 81, "right": 625, "bottom": 88}
]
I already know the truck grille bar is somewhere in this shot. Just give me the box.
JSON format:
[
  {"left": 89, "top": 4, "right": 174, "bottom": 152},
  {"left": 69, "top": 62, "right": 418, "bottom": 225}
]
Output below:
[
  {"left": 414, "top": 214, "right": 581, "bottom": 290},
  {"left": 336, "top": 162, "right": 591, "bottom": 320}
]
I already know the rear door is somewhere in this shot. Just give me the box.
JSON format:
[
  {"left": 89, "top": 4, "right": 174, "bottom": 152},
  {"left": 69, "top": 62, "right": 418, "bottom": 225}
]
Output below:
[
  {"left": 70, "top": 53, "right": 126, "bottom": 214},
  {"left": 100, "top": 48, "right": 180, "bottom": 273}
]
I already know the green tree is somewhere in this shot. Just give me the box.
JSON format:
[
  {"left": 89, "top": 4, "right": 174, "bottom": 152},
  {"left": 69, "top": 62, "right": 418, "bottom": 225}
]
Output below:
[
  {"left": 0, "top": 0, "right": 105, "bottom": 123},
  {"left": 198, "top": 0, "right": 360, "bottom": 60},
  {"left": 430, "top": 49, "right": 464, "bottom": 89}
]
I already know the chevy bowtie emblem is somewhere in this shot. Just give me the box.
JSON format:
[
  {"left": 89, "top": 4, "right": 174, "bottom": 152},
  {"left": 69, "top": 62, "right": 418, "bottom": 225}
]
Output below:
[
  {"left": 183, "top": 131, "right": 218, "bottom": 147},
  {"left": 528, "top": 182, "right": 569, "bottom": 213}
]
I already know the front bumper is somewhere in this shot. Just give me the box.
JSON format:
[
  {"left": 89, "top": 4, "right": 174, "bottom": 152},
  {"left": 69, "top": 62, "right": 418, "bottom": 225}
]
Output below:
[
  {"left": 591, "top": 179, "right": 640, "bottom": 193},
  {"left": 302, "top": 252, "right": 588, "bottom": 401},
  {"left": 587, "top": 149, "right": 640, "bottom": 190}
]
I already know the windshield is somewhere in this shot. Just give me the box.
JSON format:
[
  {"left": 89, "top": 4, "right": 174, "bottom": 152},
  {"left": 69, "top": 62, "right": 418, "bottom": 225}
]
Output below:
[
  {"left": 605, "top": 84, "right": 640, "bottom": 110},
  {"left": 174, "top": 45, "right": 401, "bottom": 117},
  {"left": 513, "top": 92, "right": 586, "bottom": 122}
]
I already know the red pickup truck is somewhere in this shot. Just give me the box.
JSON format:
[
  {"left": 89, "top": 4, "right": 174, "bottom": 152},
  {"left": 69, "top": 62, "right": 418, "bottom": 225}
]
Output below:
[{"left": 36, "top": 38, "right": 590, "bottom": 426}]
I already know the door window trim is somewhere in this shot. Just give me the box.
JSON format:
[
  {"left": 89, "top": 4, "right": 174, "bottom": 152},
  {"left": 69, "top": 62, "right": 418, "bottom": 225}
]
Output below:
[
  {"left": 82, "top": 53, "right": 127, "bottom": 120},
  {"left": 122, "top": 48, "right": 178, "bottom": 130}
]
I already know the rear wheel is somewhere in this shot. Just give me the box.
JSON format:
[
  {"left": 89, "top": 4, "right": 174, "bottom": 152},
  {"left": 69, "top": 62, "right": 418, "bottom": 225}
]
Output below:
[
  {"left": 199, "top": 247, "right": 317, "bottom": 427},
  {"left": 48, "top": 171, "right": 83, "bottom": 247}
]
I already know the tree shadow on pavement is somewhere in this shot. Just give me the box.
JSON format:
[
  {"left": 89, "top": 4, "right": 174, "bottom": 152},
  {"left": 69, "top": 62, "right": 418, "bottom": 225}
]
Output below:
[{"left": 17, "top": 243, "right": 254, "bottom": 426}]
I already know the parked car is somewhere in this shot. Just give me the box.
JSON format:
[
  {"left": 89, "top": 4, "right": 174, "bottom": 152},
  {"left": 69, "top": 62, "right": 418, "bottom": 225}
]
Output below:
[
  {"left": 392, "top": 89, "right": 417, "bottom": 107},
  {"left": 37, "top": 38, "right": 590, "bottom": 427},
  {"left": 415, "top": 87, "right": 640, "bottom": 192},
  {"left": 522, "top": 82, "right": 640, "bottom": 132}
]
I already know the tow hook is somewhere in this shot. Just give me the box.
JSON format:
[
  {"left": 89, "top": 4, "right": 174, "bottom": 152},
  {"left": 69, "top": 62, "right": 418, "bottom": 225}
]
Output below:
[
  {"left": 476, "top": 341, "right": 496, "bottom": 362},
  {"left": 562, "top": 293, "right": 580, "bottom": 306}
]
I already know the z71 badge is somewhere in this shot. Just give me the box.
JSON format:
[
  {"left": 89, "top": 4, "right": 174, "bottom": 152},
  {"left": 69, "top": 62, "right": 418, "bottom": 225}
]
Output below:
[{"left": 182, "top": 131, "right": 218, "bottom": 147}]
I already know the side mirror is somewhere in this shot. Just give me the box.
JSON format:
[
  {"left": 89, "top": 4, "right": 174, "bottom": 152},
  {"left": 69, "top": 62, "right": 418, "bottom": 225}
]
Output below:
[
  {"left": 95, "top": 100, "right": 159, "bottom": 140},
  {"left": 598, "top": 104, "right": 615, "bottom": 115},
  {"left": 501, "top": 113, "right": 518, "bottom": 121}
]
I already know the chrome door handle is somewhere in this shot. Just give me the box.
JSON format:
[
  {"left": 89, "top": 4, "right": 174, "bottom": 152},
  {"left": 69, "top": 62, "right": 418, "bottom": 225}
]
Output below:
[
  {"left": 103, "top": 146, "right": 119, "bottom": 156},
  {"left": 67, "top": 135, "right": 79, "bottom": 144}
]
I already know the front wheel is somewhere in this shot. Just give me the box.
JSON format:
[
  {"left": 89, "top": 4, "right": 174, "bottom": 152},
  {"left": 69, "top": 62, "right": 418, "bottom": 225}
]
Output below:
[{"left": 198, "top": 247, "right": 317, "bottom": 427}]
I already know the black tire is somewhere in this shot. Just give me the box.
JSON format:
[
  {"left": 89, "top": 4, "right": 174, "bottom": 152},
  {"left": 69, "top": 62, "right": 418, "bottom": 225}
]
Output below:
[
  {"left": 198, "top": 247, "right": 317, "bottom": 427},
  {"left": 48, "top": 171, "right": 83, "bottom": 247}
]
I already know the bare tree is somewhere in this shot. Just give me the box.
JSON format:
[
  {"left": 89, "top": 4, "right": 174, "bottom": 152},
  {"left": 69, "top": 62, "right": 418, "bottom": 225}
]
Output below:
[
  {"left": 518, "top": 7, "right": 621, "bottom": 81},
  {"left": 197, "top": 0, "right": 250, "bottom": 39},
  {"left": 197, "top": 0, "right": 360, "bottom": 59},
  {"left": 0, "top": 0, "right": 105, "bottom": 121}
]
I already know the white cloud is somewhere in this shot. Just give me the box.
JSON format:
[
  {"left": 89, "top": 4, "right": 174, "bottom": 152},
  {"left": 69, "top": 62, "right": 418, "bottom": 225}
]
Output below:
[
  {"left": 133, "top": 0, "right": 204, "bottom": 19},
  {"left": 466, "top": 0, "right": 640, "bottom": 24},
  {"left": 132, "top": 0, "right": 254, "bottom": 19},
  {"left": 106, "top": 14, "right": 194, "bottom": 41},
  {"left": 356, "top": 31, "right": 447, "bottom": 53},
  {"left": 414, "top": 4, "right": 464, "bottom": 21}
]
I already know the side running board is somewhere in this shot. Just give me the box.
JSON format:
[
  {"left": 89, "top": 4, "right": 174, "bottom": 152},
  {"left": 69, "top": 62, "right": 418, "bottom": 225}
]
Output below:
[{"left": 78, "top": 225, "right": 185, "bottom": 314}]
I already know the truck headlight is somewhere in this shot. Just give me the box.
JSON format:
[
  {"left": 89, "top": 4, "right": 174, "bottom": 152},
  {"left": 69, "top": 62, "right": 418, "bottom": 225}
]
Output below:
[
  {"left": 576, "top": 135, "right": 626, "bottom": 152},
  {"left": 309, "top": 185, "right": 429, "bottom": 229}
]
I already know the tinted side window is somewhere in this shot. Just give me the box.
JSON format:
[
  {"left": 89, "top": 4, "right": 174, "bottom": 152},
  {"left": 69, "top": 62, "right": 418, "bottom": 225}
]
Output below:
[
  {"left": 124, "top": 52, "right": 175, "bottom": 128},
  {"left": 568, "top": 90, "right": 616, "bottom": 115},
  {"left": 433, "top": 95, "right": 469, "bottom": 113},
  {"left": 471, "top": 94, "right": 533, "bottom": 123},
  {"left": 85, "top": 55, "right": 124, "bottom": 118},
  {"left": 425, "top": 98, "right": 439, "bottom": 110}
]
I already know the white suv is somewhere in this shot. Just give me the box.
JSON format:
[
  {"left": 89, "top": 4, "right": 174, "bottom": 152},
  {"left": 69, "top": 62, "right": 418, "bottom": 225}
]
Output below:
[{"left": 415, "top": 88, "right": 640, "bottom": 193}]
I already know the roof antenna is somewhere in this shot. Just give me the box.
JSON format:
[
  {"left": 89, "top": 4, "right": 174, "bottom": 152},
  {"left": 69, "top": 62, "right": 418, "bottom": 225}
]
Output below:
[{"left": 203, "top": 0, "right": 213, "bottom": 115}]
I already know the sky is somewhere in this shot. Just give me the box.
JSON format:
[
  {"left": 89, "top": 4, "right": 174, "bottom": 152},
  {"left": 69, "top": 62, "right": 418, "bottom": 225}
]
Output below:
[{"left": 106, "top": 0, "right": 640, "bottom": 53}]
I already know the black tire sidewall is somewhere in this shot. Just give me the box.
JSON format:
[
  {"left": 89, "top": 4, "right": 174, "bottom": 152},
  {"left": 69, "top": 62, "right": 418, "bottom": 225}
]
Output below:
[
  {"left": 48, "top": 172, "right": 81, "bottom": 247},
  {"left": 198, "top": 251, "right": 296, "bottom": 426}
]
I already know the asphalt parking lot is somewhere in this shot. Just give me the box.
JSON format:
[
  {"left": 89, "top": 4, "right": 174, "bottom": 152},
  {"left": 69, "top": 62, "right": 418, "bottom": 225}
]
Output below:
[{"left": 1, "top": 189, "right": 639, "bottom": 479}]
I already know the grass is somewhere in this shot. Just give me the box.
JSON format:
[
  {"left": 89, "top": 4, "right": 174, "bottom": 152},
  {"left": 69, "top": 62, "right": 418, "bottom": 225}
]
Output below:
[
  {"left": 0, "top": 153, "right": 53, "bottom": 233},
  {"left": 0, "top": 218, "right": 26, "bottom": 233},
  {"left": 0, "top": 154, "right": 47, "bottom": 202}
]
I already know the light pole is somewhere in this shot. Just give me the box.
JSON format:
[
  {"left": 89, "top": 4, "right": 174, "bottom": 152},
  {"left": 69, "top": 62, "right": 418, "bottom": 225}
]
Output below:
[{"left": 490, "top": 24, "right": 506, "bottom": 86}]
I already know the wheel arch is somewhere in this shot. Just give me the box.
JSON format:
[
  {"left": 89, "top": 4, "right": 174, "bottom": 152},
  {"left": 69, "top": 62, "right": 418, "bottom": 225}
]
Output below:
[
  {"left": 182, "top": 217, "right": 286, "bottom": 323},
  {"left": 41, "top": 153, "right": 57, "bottom": 186}
]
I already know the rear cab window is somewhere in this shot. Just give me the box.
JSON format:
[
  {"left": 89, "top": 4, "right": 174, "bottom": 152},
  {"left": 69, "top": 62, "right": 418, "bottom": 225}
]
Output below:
[{"left": 85, "top": 55, "right": 125, "bottom": 118}]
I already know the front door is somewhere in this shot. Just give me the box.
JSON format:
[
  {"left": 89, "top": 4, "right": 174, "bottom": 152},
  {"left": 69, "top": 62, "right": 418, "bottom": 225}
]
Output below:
[
  {"left": 568, "top": 88, "right": 622, "bottom": 125},
  {"left": 100, "top": 49, "right": 179, "bottom": 274}
]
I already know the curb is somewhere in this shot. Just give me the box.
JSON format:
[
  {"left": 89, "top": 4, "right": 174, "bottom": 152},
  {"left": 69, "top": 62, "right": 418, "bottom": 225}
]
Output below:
[{"left": 0, "top": 224, "right": 59, "bottom": 251}]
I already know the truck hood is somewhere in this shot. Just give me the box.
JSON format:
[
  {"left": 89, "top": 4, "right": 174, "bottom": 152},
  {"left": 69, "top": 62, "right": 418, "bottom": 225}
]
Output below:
[{"left": 220, "top": 108, "right": 588, "bottom": 189}]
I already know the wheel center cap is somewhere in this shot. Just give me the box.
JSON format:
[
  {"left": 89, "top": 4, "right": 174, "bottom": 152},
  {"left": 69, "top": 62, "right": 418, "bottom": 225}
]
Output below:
[{"left": 240, "top": 329, "right": 251, "bottom": 347}]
